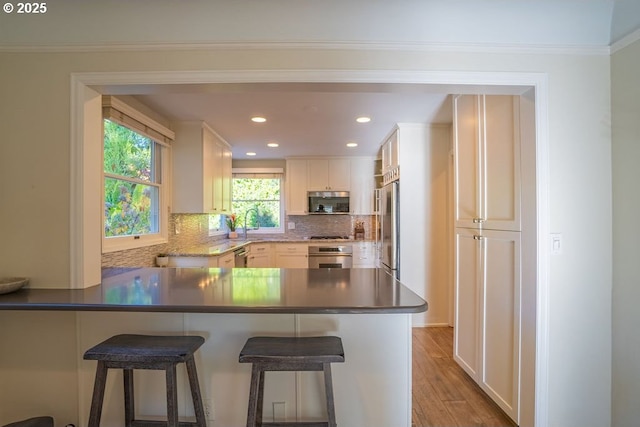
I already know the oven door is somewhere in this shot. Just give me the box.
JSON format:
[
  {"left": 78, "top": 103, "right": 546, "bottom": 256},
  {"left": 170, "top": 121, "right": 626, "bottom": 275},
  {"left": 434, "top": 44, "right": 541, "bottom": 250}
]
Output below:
[{"left": 308, "top": 254, "right": 353, "bottom": 268}]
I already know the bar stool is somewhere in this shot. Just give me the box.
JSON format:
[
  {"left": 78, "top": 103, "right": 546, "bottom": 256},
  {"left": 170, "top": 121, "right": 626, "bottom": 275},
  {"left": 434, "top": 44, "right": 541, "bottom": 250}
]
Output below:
[
  {"left": 83, "top": 334, "right": 207, "bottom": 427},
  {"left": 239, "top": 336, "right": 345, "bottom": 427}
]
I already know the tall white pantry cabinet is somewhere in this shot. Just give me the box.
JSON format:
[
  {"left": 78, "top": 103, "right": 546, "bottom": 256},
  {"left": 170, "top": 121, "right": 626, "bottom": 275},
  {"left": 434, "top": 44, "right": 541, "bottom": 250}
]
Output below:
[{"left": 452, "top": 94, "right": 523, "bottom": 423}]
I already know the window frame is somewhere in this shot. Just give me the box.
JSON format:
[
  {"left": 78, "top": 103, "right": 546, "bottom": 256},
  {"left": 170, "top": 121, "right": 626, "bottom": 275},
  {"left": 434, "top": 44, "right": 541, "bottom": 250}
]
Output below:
[
  {"left": 101, "top": 97, "right": 173, "bottom": 253},
  {"left": 231, "top": 168, "right": 285, "bottom": 235}
]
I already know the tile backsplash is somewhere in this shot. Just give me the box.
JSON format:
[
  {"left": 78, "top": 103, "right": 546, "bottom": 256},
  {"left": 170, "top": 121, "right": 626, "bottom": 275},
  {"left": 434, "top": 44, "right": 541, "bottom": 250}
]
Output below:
[{"left": 102, "top": 213, "right": 377, "bottom": 268}]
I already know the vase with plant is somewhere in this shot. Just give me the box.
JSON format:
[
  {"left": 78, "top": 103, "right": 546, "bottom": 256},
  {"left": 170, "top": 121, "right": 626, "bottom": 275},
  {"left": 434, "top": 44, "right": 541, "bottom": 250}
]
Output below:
[{"left": 226, "top": 213, "right": 239, "bottom": 239}]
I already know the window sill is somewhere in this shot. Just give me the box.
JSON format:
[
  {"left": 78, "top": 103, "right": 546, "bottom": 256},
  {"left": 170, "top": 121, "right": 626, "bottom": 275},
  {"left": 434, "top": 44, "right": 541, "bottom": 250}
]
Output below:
[{"left": 102, "top": 235, "right": 168, "bottom": 253}]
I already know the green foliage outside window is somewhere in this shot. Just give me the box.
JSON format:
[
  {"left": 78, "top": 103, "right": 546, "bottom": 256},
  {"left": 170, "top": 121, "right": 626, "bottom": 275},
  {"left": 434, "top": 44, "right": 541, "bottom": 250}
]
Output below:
[
  {"left": 104, "top": 119, "right": 160, "bottom": 237},
  {"left": 231, "top": 177, "right": 281, "bottom": 230}
]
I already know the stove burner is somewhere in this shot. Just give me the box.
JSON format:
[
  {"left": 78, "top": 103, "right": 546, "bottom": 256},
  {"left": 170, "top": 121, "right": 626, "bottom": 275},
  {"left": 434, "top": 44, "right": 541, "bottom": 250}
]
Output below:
[{"left": 309, "top": 235, "right": 350, "bottom": 240}]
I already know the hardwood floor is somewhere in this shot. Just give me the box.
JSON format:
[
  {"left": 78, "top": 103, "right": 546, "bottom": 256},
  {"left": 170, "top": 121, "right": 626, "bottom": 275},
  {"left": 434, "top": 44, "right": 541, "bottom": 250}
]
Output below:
[{"left": 412, "top": 327, "right": 517, "bottom": 427}]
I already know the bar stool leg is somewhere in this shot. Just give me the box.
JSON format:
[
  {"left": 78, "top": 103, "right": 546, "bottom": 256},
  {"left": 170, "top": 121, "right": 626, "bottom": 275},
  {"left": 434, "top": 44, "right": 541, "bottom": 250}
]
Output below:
[
  {"left": 185, "top": 357, "right": 207, "bottom": 427},
  {"left": 88, "top": 361, "right": 108, "bottom": 427},
  {"left": 323, "top": 364, "right": 337, "bottom": 427},
  {"left": 256, "top": 369, "right": 265, "bottom": 427},
  {"left": 246, "top": 364, "right": 264, "bottom": 427},
  {"left": 166, "top": 365, "right": 179, "bottom": 427},
  {"left": 123, "top": 369, "right": 135, "bottom": 427}
]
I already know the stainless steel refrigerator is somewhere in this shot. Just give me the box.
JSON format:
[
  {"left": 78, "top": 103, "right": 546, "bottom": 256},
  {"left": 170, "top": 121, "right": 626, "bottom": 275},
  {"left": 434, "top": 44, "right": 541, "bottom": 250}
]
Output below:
[{"left": 380, "top": 180, "right": 399, "bottom": 279}]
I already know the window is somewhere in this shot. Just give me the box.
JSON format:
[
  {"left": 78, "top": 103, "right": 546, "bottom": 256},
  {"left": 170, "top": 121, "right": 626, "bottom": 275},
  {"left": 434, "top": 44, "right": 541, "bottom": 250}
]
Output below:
[
  {"left": 231, "top": 170, "right": 284, "bottom": 234},
  {"left": 102, "top": 96, "right": 173, "bottom": 252}
]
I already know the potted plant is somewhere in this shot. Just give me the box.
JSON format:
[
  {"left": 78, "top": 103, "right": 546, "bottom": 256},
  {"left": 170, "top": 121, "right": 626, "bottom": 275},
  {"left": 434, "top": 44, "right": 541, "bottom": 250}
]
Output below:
[
  {"left": 156, "top": 253, "right": 169, "bottom": 267},
  {"left": 226, "top": 214, "right": 239, "bottom": 239}
]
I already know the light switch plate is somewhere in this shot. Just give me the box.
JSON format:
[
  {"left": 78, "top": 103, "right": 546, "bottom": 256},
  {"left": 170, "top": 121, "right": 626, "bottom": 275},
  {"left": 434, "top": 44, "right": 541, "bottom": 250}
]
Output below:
[
  {"left": 287, "top": 222, "right": 295, "bottom": 230},
  {"left": 551, "top": 233, "right": 562, "bottom": 255}
]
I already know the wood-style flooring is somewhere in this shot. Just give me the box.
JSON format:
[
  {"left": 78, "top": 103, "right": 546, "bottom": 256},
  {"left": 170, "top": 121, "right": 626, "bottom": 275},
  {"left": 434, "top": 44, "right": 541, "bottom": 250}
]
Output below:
[{"left": 412, "top": 327, "right": 517, "bottom": 427}]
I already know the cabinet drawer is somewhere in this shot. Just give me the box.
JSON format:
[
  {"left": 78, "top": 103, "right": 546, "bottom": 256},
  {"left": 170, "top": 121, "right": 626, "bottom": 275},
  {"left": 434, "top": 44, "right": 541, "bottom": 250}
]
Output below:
[
  {"left": 274, "top": 243, "right": 308, "bottom": 254},
  {"left": 249, "top": 243, "right": 272, "bottom": 254}
]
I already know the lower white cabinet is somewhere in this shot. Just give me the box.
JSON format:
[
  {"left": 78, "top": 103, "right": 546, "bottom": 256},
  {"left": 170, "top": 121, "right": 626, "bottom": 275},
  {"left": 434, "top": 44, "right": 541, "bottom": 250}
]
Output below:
[
  {"left": 273, "top": 243, "right": 308, "bottom": 268},
  {"left": 352, "top": 241, "right": 378, "bottom": 268},
  {"left": 217, "top": 252, "right": 235, "bottom": 269},
  {"left": 453, "top": 227, "right": 521, "bottom": 423},
  {"left": 247, "top": 243, "right": 273, "bottom": 267}
]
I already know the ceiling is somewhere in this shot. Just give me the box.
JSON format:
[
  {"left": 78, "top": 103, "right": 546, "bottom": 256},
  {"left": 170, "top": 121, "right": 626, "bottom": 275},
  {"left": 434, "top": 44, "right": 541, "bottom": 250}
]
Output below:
[
  {"left": 126, "top": 82, "right": 529, "bottom": 160},
  {"left": 132, "top": 83, "right": 455, "bottom": 159}
]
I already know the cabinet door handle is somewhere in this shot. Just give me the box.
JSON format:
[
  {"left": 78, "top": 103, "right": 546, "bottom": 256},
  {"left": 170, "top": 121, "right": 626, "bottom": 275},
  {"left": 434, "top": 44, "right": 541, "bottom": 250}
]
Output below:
[
  {"left": 473, "top": 235, "right": 483, "bottom": 240},
  {"left": 473, "top": 218, "right": 485, "bottom": 223}
]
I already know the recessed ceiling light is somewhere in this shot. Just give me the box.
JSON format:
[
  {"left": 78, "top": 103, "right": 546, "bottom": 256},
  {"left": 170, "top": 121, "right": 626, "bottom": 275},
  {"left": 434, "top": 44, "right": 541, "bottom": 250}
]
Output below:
[
  {"left": 246, "top": 152, "right": 257, "bottom": 156},
  {"left": 346, "top": 142, "right": 358, "bottom": 148},
  {"left": 251, "top": 117, "right": 267, "bottom": 123},
  {"left": 356, "top": 116, "right": 371, "bottom": 123},
  {"left": 267, "top": 142, "right": 279, "bottom": 148}
]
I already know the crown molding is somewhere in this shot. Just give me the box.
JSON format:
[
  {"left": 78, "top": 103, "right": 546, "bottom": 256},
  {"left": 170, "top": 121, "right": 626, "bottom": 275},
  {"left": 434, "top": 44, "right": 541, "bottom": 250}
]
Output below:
[
  {"left": 0, "top": 40, "right": 611, "bottom": 56},
  {"left": 610, "top": 28, "right": 640, "bottom": 54}
]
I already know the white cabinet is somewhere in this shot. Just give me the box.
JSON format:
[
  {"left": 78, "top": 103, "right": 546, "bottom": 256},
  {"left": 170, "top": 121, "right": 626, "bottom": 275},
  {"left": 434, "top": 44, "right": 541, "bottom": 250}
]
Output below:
[
  {"left": 247, "top": 243, "right": 273, "bottom": 267},
  {"left": 172, "top": 121, "right": 232, "bottom": 214},
  {"left": 349, "top": 157, "right": 376, "bottom": 215},
  {"left": 453, "top": 95, "right": 521, "bottom": 231},
  {"left": 352, "top": 241, "right": 377, "bottom": 268},
  {"left": 307, "top": 158, "right": 350, "bottom": 191},
  {"left": 285, "top": 159, "right": 309, "bottom": 215},
  {"left": 217, "top": 251, "right": 235, "bottom": 268},
  {"left": 453, "top": 228, "right": 521, "bottom": 422},
  {"left": 286, "top": 157, "right": 374, "bottom": 215},
  {"left": 453, "top": 94, "right": 523, "bottom": 424},
  {"left": 381, "top": 129, "right": 399, "bottom": 185},
  {"left": 273, "top": 243, "right": 308, "bottom": 268}
]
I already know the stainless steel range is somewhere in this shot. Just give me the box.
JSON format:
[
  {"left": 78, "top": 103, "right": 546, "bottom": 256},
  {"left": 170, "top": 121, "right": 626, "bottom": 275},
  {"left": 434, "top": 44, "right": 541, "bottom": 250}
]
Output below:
[{"left": 308, "top": 244, "right": 353, "bottom": 268}]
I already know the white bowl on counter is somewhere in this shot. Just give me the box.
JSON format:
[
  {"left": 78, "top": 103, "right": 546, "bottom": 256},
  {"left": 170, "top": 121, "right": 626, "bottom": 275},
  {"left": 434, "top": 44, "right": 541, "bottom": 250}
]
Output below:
[{"left": 0, "top": 277, "right": 28, "bottom": 295}]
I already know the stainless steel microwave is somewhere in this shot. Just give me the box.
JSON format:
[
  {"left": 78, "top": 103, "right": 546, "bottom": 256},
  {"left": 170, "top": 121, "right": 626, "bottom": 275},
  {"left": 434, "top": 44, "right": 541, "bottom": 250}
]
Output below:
[{"left": 308, "top": 191, "right": 350, "bottom": 214}]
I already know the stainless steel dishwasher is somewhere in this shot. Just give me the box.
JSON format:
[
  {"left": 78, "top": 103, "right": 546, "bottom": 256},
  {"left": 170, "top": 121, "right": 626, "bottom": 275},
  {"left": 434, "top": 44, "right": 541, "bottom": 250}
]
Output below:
[{"left": 234, "top": 247, "right": 248, "bottom": 268}]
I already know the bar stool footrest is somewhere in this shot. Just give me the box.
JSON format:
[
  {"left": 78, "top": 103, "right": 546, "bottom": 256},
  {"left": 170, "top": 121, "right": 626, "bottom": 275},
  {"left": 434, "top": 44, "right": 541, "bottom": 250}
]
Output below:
[
  {"left": 260, "top": 423, "right": 329, "bottom": 427},
  {"left": 130, "top": 420, "right": 202, "bottom": 427}
]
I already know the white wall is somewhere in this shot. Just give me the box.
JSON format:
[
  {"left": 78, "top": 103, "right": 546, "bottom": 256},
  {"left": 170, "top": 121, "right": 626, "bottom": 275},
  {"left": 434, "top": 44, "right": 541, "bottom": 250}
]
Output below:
[
  {"left": 0, "top": 312, "right": 79, "bottom": 424},
  {"left": 397, "top": 124, "right": 451, "bottom": 327},
  {"left": 611, "top": 38, "right": 640, "bottom": 427},
  {"left": 0, "top": 1, "right": 617, "bottom": 46}
]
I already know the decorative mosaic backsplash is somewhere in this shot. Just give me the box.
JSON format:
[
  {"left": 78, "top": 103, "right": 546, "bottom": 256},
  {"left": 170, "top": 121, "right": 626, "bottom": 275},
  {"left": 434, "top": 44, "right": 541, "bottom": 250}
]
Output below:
[{"left": 101, "top": 213, "right": 378, "bottom": 268}]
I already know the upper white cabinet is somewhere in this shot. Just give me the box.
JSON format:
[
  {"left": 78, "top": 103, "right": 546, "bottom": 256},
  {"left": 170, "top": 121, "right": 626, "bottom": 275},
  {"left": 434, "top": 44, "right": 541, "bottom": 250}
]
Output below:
[
  {"left": 307, "top": 158, "right": 351, "bottom": 191},
  {"left": 172, "top": 122, "right": 232, "bottom": 214},
  {"left": 381, "top": 129, "right": 399, "bottom": 185},
  {"left": 285, "top": 159, "right": 309, "bottom": 215},
  {"left": 453, "top": 95, "right": 521, "bottom": 231},
  {"left": 287, "top": 157, "right": 373, "bottom": 215}
]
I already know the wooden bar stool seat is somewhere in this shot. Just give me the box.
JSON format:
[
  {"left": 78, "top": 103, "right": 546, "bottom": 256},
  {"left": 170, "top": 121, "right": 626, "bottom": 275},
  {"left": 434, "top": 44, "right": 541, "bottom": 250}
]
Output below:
[
  {"left": 83, "top": 334, "right": 207, "bottom": 427},
  {"left": 239, "top": 336, "right": 345, "bottom": 427}
]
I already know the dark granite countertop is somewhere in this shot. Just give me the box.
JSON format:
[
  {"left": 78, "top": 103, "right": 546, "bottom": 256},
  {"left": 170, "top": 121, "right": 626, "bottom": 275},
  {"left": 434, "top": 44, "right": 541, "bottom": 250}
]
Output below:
[{"left": 0, "top": 267, "right": 427, "bottom": 314}]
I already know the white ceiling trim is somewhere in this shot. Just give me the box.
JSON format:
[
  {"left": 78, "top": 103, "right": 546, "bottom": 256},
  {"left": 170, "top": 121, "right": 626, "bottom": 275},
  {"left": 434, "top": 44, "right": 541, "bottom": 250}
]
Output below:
[
  {"left": 610, "top": 28, "right": 640, "bottom": 54},
  {"left": 72, "top": 68, "right": 542, "bottom": 89},
  {"left": 0, "top": 40, "right": 611, "bottom": 56}
]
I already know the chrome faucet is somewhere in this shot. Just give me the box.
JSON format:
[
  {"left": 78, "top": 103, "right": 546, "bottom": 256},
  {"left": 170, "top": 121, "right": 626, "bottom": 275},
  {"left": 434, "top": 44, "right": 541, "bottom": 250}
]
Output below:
[{"left": 243, "top": 208, "right": 260, "bottom": 239}]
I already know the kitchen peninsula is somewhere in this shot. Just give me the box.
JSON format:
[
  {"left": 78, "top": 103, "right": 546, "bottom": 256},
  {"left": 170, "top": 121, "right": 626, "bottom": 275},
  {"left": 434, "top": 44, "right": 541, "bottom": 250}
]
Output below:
[{"left": 0, "top": 267, "right": 426, "bottom": 427}]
